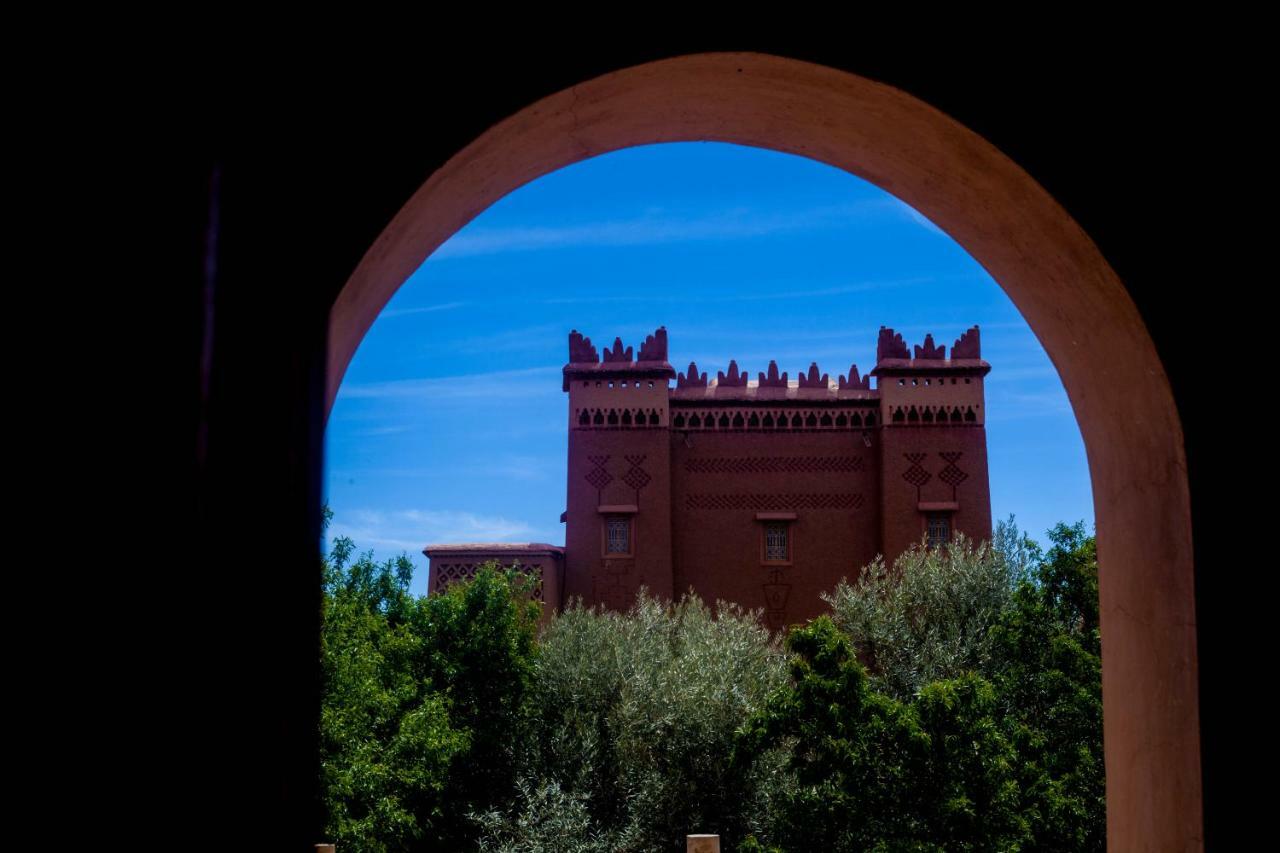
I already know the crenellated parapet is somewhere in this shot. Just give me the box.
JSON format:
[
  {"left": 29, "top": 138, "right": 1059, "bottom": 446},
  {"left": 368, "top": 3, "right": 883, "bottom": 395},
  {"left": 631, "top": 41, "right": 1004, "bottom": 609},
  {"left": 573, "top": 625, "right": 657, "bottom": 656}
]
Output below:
[
  {"left": 678, "top": 361, "right": 708, "bottom": 389},
  {"left": 567, "top": 326, "right": 672, "bottom": 365},
  {"left": 872, "top": 325, "right": 991, "bottom": 428},
  {"left": 637, "top": 327, "right": 669, "bottom": 362},
  {"left": 567, "top": 324, "right": 984, "bottom": 396},
  {"left": 717, "top": 360, "right": 749, "bottom": 387},
  {"left": 872, "top": 325, "right": 989, "bottom": 373},
  {"left": 839, "top": 364, "right": 870, "bottom": 391},
  {"left": 568, "top": 330, "right": 599, "bottom": 364},
  {"left": 758, "top": 361, "right": 789, "bottom": 388},
  {"left": 915, "top": 333, "right": 946, "bottom": 360},
  {"left": 602, "top": 337, "right": 634, "bottom": 363},
  {"left": 952, "top": 326, "right": 981, "bottom": 359},
  {"left": 877, "top": 326, "right": 910, "bottom": 361},
  {"left": 563, "top": 327, "right": 677, "bottom": 391},
  {"left": 798, "top": 362, "right": 830, "bottom": 388}
]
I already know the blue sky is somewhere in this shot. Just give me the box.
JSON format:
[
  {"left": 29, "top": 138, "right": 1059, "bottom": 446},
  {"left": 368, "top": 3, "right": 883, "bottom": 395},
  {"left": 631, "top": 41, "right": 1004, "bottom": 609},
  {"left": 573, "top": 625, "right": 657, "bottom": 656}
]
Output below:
[{"left": 325, "top": 143, "right": 1093, "bottom": 597}]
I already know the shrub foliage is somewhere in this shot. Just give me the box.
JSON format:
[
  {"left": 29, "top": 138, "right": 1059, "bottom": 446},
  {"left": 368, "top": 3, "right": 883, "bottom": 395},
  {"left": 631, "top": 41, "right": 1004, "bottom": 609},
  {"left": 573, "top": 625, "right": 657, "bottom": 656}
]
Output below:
[{"left": 320, "top": 515, "right": 1104, "bottom": 851}]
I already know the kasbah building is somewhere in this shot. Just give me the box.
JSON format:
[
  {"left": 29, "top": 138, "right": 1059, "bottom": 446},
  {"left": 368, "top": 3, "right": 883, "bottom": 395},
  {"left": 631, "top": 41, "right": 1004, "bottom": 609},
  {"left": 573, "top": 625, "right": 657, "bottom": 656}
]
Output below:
[{"left": 426, "top": 325, "right": 992, "bottom": 631}]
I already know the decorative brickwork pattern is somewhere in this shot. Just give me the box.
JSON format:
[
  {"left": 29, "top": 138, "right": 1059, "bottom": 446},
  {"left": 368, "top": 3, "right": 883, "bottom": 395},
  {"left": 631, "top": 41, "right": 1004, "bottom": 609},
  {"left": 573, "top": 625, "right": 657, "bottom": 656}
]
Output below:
[
  {"left": 889, "top": 404, "right": 978, "bottom": 425},
  {"left": 622, "top": 454, "right": 651, "bottom": 497},
  {"left": 762, "top": 567, "right": 792, "bottom": 633},
  {"left": 686, "top": 493, "right": 865, "bottom": 510},
  {"left": 432, "top": 563, "right": 545, "bottom": 600},
  {"left": 684, "top": 456, "right": 865, "bottom": 474},
  {"left": 575, "top": 407, "right": 664, "bottom": 428},
  {"left": 585, "top": 455, "right": 612, "bottom": 498},
  {"left": 902, "top": 453, "right": 932, "bottom": 500},
  {"left": 671, "top": 407, "right": 877, "bottom": 431},
  {"left": 938, "top": 451, "right": 968, "bottom": 499}
]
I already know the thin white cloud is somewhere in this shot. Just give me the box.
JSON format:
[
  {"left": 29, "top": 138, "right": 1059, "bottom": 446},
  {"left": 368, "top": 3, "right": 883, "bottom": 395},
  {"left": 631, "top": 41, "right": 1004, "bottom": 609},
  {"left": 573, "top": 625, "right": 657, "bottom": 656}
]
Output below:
[
  {"left": 454, "top": 322, "right": 568, "bottom": 354},
  {"left": 349, "top": 425, "right": 413, "bottom": 437},
  {"left": 431, "top": 199, "right": 901, "bottom": 259},
  {"left": 542, "top": 276, "right": 930, "bottom": 305},
  {"left": 379, "top": 301, "right": 469, "bottom": 318},
  {"left": 329, "top": 508, "right": 544, "bottom": 554},
  {"left": 985, "top": 389, "right": 1075, "bottom": 420},
  {"left": 340, "top": 366, "right": 562, "bottom": 401}
]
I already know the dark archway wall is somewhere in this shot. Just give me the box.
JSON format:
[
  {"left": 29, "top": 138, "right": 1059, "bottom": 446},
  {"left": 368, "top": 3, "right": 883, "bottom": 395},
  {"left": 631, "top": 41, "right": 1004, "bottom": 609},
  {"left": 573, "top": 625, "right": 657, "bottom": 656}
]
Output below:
[{"left": 189, "top": 42, "right": 1233, "bottom": 849}]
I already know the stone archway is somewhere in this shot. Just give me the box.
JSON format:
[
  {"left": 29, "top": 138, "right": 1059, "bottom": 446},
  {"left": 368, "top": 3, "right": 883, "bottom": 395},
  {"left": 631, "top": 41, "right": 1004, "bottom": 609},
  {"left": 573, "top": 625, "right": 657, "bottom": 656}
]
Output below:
[{"left": 327, "top": 52, "right": 1200, "bottom": 849}]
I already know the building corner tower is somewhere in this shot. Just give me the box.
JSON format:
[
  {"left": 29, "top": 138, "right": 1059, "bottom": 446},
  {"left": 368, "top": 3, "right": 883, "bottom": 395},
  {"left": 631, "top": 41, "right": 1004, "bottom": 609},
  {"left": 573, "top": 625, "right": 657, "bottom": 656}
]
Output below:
[
  {"left": 562, "top": 327, "right": 677, "bottom": 608},
  {"left": 872, "top": 325, "right": 993, "bottom": 564}
]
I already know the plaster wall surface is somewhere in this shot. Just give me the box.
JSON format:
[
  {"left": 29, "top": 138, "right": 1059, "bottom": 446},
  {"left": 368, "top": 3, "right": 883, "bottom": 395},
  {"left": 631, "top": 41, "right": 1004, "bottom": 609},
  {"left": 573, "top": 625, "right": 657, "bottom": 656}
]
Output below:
[{"left": 670, "top": 428, "right": 881, "bottom": 629}]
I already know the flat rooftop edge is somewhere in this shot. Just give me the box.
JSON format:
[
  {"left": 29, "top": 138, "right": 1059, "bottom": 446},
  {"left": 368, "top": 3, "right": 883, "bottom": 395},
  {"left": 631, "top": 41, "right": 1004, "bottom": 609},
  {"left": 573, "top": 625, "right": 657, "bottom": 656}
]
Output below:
[{"left": 423, "top": 542, "right": 566, "bottom": 555}]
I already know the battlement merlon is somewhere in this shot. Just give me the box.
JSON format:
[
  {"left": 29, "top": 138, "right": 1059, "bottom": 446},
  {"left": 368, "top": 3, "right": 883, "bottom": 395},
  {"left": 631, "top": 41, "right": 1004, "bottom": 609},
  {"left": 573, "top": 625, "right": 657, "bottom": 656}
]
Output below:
[
  {"left": 870, "top": 325, "right": 991, "bottom": 377},
  {"left": 563, "top": 327, "right": 676, "bottom": 391}
]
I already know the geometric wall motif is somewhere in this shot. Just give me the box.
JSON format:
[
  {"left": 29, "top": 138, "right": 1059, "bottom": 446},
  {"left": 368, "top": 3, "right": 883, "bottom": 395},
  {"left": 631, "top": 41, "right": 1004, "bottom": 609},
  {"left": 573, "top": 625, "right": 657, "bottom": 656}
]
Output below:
[
  {"left": 686, "top": 493, "right": 865, "bottom": 510},
  {"left": 937, "top": 451, "right": 968, "bottom": 499},
  {"left": 622, "top": 454, "right": 651, "bottom": 494},
  {"left": 671, "top": 407, "right": 878, "bottom": 431},
  {"left": 575, "top": 407, "right": 664, "bottom": 428},
  {"left": 685, "top": 455, "right": 865, "bottom": 474},
  {"left": 889, "top": 404, "right": 978, "bottom": 424},
  {"left": 585, "top": 455, "right": 613, "bottom": 496},
  {"left": 762, "top": 566, "right": 791, "bottom": 633},
  {"left": 431, "top": 562, "right": 545, "bottom": 601},
  {"left": 902, "top": 452, "right": 932, "bottom": 500}
]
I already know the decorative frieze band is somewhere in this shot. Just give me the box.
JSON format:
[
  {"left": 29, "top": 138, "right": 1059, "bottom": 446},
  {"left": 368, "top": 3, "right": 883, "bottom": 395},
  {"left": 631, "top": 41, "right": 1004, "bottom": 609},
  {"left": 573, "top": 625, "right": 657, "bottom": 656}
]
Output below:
[
  {"left": 684, "top": 456, "right": 865, "bottom": 474},
  {"left": 685, "top": 493, "right": 865, "bottom": 511},
  {"left": 672, "top": 408, "right": 877, "bottom": 431}
]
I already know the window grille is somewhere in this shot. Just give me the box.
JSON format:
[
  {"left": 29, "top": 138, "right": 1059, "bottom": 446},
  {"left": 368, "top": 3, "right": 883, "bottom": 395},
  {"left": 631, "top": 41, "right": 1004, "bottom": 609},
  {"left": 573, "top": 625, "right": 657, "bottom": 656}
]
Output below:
[
  {"left": 927, "top": 514, "right": 951, "bottom": 547},
  {"left": 765, "top": 523, "right": 789, "bottom": 562},
  {"left": 606, "top": 517, "right": 631, "bottom": 554}
]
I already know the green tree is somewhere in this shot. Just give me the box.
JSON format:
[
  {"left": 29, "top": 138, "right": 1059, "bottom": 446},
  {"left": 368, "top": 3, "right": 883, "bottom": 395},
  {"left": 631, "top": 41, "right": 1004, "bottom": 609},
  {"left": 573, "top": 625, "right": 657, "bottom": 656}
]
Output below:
[
  {"left": 410, "top": 564, "right": 542, "bottom": 849},
  {"left": 482, "top": 593, "right": 788, "bottom": 852},
  {"left": 824, "top": 531, "right": 1021, "bottom": 701},
  {"left": 320, "top": 536, "right": 468, "bottom": 851},
  {"left": 319, "top": 513, "right": 541, "bottom": 851},
  {"left": 990, "top": 522, "right": 1104, "bottom": 851},
  {"left": 735, "top": 617, "right": 1030, "bottom": 851}
]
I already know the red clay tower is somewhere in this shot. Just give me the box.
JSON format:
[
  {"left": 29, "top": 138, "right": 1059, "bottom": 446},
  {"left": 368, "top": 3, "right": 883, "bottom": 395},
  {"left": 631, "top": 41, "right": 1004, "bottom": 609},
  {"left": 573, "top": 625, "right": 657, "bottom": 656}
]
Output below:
[{"left": 425, "top": 325, "right": 992, "bottom": 629}]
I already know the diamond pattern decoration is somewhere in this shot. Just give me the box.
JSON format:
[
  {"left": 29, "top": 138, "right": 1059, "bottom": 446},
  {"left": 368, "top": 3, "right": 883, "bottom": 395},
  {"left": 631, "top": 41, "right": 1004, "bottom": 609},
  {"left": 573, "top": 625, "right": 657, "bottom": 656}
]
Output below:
[
  {"left": 938, "top": 451, "right": 968, "bottom": 497},
  {"left": 902, "top": 453, "right": 932, "bottom": 489},
  {"left": 622, "top": 454, "right": 651, "bottom": 492},
  {"left": 585, "top": 455, "right": 613, "bottom": 492}
]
